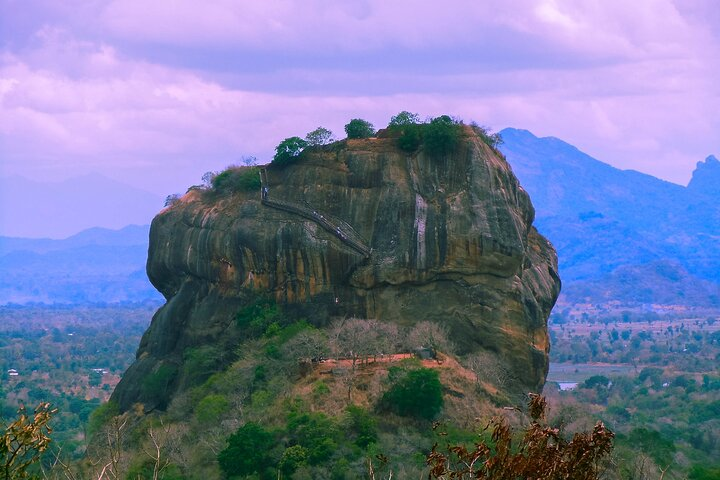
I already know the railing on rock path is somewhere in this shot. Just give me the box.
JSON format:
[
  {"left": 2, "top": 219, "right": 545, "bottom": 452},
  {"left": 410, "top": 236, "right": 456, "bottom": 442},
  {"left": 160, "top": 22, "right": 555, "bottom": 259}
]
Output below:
[{"left": 259, "top": 169, "right": 372, "bottom": 258}]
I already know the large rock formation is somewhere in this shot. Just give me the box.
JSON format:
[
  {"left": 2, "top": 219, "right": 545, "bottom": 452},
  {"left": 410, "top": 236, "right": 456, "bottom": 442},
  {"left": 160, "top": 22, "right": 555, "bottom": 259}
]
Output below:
[{"left": 112, "top": 127, "right": 560, "bottom": 411}]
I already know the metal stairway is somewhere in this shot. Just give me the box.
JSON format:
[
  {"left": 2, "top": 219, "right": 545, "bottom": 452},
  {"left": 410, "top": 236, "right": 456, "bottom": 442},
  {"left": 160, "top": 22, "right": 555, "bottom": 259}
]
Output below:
[{"left": 260, "top": 169, "right": 372, "bottom": 257}]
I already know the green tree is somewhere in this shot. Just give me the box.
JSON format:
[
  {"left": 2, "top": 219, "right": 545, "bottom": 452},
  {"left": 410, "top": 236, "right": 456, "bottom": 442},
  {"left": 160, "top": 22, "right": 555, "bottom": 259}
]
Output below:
[
  {"left": 305, "top": 127, "right": 334, "bottom": 146},
  {"left": 582, "top": 375, "right": 610, "bottom": 389},
  {"left": 273, "top": 136, "right": 307, "bottom": 166},
  {"left": 344, "top": 119, "right": 375, "bottom": 139},
  {"left": 424, "top": 115, "right": 461, "bottom": 155},
  {"left": 218, "top": 422, "right": 275, "bottom": 478},
  {"left": 389, "top": 111, "right": 423, "bottom": 153},
  {"left": 624, "top": 428, "right": 676, "bottom": 466},
  {"left": 381, "top": 367, "right": 444, "bottom": 420},
  {"left": 689, "top": 465, "right": 720, "bottom": 480},
  {"left": 388, "top": 111, "right": 420, "bottom": 127},
  {"left": 344, "top": 405, "right": 377, "bottom": 448},
  {"left": 286, "top": 411, "right": 337, "bottom": 465},
  {"left": 279, "top": 445, "right": 308, "bottom": 476}
]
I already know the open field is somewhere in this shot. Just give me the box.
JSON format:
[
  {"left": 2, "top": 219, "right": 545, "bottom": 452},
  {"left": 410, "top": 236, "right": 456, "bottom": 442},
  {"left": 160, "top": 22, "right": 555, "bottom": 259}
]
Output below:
[{"left": 547, "top": 362, "right": 636, "bottom": 383}]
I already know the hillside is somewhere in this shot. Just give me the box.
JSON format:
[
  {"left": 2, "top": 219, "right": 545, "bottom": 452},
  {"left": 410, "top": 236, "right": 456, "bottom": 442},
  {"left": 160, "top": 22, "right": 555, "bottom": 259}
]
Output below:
[{"left": 500, "top": 128, "right": 720, "bottom": 305}]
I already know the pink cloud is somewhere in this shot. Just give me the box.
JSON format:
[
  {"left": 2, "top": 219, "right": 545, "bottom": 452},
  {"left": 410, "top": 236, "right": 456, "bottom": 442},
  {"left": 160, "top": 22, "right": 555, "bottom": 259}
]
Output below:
[{"left": 0, "top": 1, "right": 717, "bottom": 194}]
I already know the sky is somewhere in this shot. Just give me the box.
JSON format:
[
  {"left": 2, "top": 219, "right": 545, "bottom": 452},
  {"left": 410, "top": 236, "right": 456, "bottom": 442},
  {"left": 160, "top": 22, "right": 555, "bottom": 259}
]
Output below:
[{"left": 1, "top": 0, "right": 718, "bottom": 198}]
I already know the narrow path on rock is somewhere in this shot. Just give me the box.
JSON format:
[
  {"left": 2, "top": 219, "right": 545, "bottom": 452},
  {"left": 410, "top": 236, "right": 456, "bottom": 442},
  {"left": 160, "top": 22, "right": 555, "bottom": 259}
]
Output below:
[{"left": 260, "top": 169, "right": 372, "bottom": 257}]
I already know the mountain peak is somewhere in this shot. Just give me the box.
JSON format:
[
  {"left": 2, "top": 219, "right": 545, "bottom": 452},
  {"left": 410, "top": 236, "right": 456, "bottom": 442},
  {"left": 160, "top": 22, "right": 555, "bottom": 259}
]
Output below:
[{"left": 687, "top": 154, "right": 720, "bottom": 195}]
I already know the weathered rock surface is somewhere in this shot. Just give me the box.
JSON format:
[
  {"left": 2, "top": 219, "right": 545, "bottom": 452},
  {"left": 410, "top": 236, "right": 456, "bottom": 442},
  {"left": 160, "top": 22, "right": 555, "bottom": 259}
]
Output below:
[{"left": 112, "top": 127, "right": 560, "bottom": 411}]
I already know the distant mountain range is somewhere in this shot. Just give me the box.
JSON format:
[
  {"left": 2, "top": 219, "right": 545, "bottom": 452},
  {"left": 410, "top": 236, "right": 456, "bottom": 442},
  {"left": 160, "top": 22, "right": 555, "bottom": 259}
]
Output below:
[
  {"left": 0, "top": 173, "right": 163, "bottom": 238},
  {"left": 500, "top": 128, "right": 720, "bottom": 306},
  {"left": 0, "top": 225, "right": 161, "bottom": 305}
]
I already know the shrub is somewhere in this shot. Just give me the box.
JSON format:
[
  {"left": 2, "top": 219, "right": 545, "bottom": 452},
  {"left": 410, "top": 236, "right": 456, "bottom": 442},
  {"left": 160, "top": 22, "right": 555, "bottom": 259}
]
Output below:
[
  {"left": 423, "top": 115, "right": 461, "bottom": 155},
  {"left": 279, "top": 445, "right": 309, "bottom": 475},
  {"left": 218, "top": 422, "right": 275, "bottom": 478},
  {"left": 305, "top": 127, "right": 334, "bottom": 146},
  {"left": 86, "top": 400, "right": 119, "bottom": 437},
  {"left": 381, "top": 367, "right": 443, "bottom": 420},
  {"left": 389, "top": 111, "right": 423, "bottom": 152},
  {"left": 273, "top": 136, "right": 307, "bottom": 165},
  {"left": 470, "top": 122, "right": 504, "bottom": 149},
  {"left": 624, "top": 427, "right": 676, "bottom": 465},
  {"left": 286, "top": 411, "right": 337, "bottom": 464},
  {"left": 211, "top": 166, "right": 260, "bottom": 194},
  {"left": 195, "top": 394, "right": 229, "bottom": 423},
  {"left": 582, "top": 375, "right": 610, "bottom": 389},
  {"left": 344, "top": 405, "right": 377, "bottom": 448},
  {"left": 183, "top": 346, "right": 223, "bottom": 386},
  {"left": 344, "top": 118, "right": 375, "bottom": 139},
  {"left": 427, "top": 395, "right": 614, "bottom": 479},
  {"left": 689, "top": 466, "right": 720, "bottom": 480},
  {"left": 236, "top": 295, "right": 281, "bottom": 337},
  {"left": 164, "top": 194, "right": 181, "bottom": 207},
  {"left": 397, "top": 125, "right": 422, "bottom": 152}
]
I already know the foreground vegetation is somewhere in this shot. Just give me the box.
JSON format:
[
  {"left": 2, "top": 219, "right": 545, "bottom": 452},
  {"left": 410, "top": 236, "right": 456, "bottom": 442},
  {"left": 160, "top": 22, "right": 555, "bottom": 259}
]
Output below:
[
  {"left": 3, "top": 302, "right": 719, "bottom": 479},
  {"left": 546, "top": 310, "right": 720, "bottom": 480}
]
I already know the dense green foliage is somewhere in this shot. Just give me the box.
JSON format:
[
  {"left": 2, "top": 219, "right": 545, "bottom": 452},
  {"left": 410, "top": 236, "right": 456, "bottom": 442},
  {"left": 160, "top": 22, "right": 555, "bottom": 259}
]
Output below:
[
  {"left": 344, "top": 118, "right": 375, "bottom": 139},
  {"left": 0, "top": 304, "right": 152, "bottom": 458},
  {"left": 549, "top": 311, "right": 720, "bottom": 477},
  {"left": 423, "top": 115, "right": 461, "bottom": 155},
  {"left": 386, "top": 112, "right": 487, "bottom": 155},
  {"left": 381, "top": 367, "right": 444, "bottom": 420},
  {"left": 235, "top": 295, "right": 281, "bottom": 337},
  {"left": 210, "top": 166, "right": 260, "bottom": 194},
  {"left": 5, "top": 300, "right": 720, "bottom": 478},
  {"left": 272, "top": 136, "right": 307, "bottom": 166},
  {"left": 218, "top": 422, "right": 275, "bottom": 478},
  {"left": 344, "top": 405, "right": 378, "bottom": 448}
]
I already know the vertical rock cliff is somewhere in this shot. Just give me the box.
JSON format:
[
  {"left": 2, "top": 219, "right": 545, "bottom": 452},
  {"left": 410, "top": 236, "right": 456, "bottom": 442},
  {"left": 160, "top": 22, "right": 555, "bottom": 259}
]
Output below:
[{"left": 112, "top": 127, "right": 561, "bottom": 411}]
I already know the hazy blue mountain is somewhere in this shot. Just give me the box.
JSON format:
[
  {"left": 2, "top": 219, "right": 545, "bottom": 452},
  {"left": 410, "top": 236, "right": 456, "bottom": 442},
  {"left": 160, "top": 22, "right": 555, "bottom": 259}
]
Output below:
[
  {"left": 563, "top": 260, "right": 720, "bottom": 307},
  {"left": 0, "top": 225, "right": 161, "bottom": 305},
  {"left": 687, "top": 155, "right": 720, "bottom": 197},
  {"left": 0, "top": 224, "right": 151, "bottom": 255},
  {"left": 0, "top": 174, "right": 163, "bottom": 238},
  {"left": 500, "top": 128, "right": 720, "bottom": 304}
]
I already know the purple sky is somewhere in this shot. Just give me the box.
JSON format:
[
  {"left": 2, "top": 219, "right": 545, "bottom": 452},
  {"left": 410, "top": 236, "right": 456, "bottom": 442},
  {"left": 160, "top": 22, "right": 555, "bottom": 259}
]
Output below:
[{"left": 1, "top": 0, "right": 718, "bottom": 197}]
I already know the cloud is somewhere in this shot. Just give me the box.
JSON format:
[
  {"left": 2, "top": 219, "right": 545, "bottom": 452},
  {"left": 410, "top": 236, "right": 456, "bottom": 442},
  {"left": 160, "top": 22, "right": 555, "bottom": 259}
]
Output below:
[{"left": 0, "top": 0, "right": 718, "bottom": 193}]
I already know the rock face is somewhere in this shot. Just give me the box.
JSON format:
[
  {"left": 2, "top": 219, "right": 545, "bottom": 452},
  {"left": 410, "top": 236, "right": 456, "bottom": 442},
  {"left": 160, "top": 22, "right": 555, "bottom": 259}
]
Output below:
[{"left": 112, "top": 127, "right": 560, "bottom": 411}]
